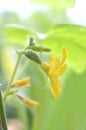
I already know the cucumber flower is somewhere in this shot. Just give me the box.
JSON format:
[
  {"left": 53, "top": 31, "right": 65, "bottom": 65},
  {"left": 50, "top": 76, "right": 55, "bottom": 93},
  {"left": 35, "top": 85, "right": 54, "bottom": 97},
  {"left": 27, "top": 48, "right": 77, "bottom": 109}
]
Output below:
[{"left": 41, "top": 47, "right": 68, "bottom": 99}]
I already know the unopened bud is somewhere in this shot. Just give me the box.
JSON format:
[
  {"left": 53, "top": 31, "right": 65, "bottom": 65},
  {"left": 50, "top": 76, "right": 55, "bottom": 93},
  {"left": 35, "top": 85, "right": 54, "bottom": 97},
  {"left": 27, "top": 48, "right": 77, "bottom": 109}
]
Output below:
[
  {"left": 12, "top": 77, "right": 31, "bottom": 87},
  {"left": 17, "top": 95, "right": 39, "bottom": 109},
  {"left": 25, "top": 50, "right": 42, "bottom": 64},
  {"left": 30, "top": 46, "right": 51, "bottom": 52}
]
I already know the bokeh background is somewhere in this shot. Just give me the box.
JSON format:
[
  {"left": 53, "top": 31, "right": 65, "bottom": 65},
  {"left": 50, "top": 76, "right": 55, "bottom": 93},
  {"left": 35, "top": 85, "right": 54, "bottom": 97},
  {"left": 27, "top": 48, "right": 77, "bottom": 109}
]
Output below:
[{"left": 0, "top": 0, "right": 86, "bottom": 130}]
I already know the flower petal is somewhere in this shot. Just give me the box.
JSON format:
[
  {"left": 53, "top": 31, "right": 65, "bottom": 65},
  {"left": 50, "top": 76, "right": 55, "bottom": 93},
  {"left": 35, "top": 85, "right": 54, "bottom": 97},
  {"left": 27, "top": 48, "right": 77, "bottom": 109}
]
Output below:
[
  {"left": 49, "top": 56, "right": 60, "bottom": 76},
  {"left": 60, "top": 47, "right": 68, "bottom": 65},
  {"left": 55, "top": 64, "right": 67, "bottom": 76},
  {"left": 50, "top": 76, "right": 62, "bottom": 99}
]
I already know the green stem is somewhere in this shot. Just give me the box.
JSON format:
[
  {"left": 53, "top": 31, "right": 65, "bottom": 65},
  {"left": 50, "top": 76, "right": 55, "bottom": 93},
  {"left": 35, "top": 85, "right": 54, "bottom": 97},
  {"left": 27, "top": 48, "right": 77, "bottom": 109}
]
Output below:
[
  {"left": 0, "top": 90, "right": 8, "bottom": 130},
  {"left": 4, "top": 53, "right": 22, "bottom": 101}
]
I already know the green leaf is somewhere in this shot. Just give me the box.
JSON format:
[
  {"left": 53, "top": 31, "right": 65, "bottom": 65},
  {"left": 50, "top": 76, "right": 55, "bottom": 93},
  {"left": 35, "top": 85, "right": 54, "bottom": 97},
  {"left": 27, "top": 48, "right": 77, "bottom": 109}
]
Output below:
[
  {"left": 42, "top": 24, "right": 86, "bottom": 73},
  {"left": 27, "top": 9, "right": 71, "bottom": 33},
  {"left": 27, "top": 11, "right": 53, "bottom": 33},
  {"left": 4, "top": 24, "right": 38, "bottom": 45},
  {"left": 29, "top": 0, "right": 75, "bottom": 8}
]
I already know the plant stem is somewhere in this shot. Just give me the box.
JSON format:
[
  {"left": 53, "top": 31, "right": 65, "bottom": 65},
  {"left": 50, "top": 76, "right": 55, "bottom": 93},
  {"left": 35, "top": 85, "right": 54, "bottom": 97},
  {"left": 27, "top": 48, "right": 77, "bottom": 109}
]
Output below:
[
  {"left": 4, "top": 52, "right": 22, "bottom": 101},
  {"left": 0, "top": 90, "right": 8, "bottom": 130}
]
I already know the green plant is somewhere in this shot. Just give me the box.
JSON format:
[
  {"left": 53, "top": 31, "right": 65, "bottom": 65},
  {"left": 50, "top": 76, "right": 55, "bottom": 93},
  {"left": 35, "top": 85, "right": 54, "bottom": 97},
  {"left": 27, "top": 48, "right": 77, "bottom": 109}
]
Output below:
[
  {"left": 0, "top": 0, "right": 86, "bottom": 130},
  {"left": 0, "top": 36, "right": 68, "bottom": 130}
]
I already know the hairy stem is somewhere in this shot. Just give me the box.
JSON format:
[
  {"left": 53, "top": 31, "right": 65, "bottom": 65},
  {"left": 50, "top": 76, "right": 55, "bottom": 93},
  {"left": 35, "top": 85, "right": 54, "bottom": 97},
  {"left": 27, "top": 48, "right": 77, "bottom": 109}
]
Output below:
[
  {"left": 0, "top": 90, "right": 8, "bottom": 130},
  {"left": 4, "top": 52, "right": 22, "bottom": 101}
]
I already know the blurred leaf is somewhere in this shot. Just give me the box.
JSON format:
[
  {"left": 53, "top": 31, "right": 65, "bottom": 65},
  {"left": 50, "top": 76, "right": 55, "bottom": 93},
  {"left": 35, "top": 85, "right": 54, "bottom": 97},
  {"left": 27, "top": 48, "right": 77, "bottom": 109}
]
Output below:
[
  {"left": 42, "top": 24, "right": 86, "bottom": 73},
  {"left": 27, "top": 9, "right": 72, "bottom": 33},
  {"left": 4, "top": 24, "right": 38, "bottom": 45},
  {"left": 29, "top": 0, "right": 75, "bottom": 8},
  {"left": 27, "top": 11, "right": 53, "bottom": 33}
]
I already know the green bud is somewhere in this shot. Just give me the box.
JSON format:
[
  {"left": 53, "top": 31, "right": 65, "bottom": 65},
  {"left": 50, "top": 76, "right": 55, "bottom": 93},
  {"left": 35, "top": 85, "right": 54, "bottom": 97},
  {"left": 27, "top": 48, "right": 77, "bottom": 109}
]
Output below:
[
  {"left": 25, "top": 50, "right": 42, "bottom": 64},
  {"left": 27, "top": 35, "right": 36, "bottom": 47},
  {"left": 29, "top": 36, "right": 35, "bottom": 46},
  {"left": 30, "top": 46, "right": 51, "bottom": 52}
]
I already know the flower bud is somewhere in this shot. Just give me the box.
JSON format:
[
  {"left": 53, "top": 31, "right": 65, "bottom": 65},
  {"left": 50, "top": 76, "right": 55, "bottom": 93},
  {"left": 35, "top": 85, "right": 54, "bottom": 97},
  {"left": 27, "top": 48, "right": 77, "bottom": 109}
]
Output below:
[
  {"left": 25, "top": 50, "right": 42, "bottom": 64},
  {"left": 12, "top": 77, "right": 30, "bottom": 87},
  {"left": 30, "top": 46, "right": 51, "bottom": 52},
  {"left": 27, "top": 35, "right": 35, "bottom": 46},
  {"left": 17, "top": 95, "right": 39, "bottom": 109}
]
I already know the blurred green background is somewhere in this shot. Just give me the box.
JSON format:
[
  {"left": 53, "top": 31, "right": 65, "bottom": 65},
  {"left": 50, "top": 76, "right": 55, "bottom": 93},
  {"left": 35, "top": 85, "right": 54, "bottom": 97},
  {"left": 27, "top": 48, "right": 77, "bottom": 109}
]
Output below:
[{"left": 0, "top": 0, "right": 86, "bottom": 130}]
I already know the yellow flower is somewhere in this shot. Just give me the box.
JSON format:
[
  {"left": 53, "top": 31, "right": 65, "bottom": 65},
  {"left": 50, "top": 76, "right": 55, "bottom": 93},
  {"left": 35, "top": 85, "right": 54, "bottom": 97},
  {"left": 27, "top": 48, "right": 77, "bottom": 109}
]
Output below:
[
  {"left": 41, "top": 47, "right": 68, "bottom": 99},
  {"left": 17, "top": 95, "right": 39, "bottom": 109},
  {"left": 12, "top": 77, "right": 31, "bottom": 87}
]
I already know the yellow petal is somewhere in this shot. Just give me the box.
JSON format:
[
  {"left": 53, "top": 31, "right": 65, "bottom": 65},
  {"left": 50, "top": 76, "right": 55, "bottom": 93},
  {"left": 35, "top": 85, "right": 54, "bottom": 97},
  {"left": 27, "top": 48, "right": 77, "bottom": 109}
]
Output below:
[
  {"left": 50, "top": 55, "right": 60, "bottom": 63},
  {"left": 60, "top": 47, "right": 68, "bottom": 65},
  {"left": 17, "top": 95, "right": 39, "bottom": 109},
  {"left": 12, "top": 77, "right": 31, "bottom": 87},
  {"left": 49, "top": 55, "right": 60, "bottom": 76},
  {"left": 50, "top": 76, "right": 62, "bottom": 99},
  {"left": 55, "top": 64, "right": 67, "bottom": 76},
  {"left": 50, "top": 55, "right": 60, "bottom": 68}
]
